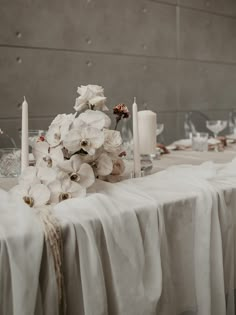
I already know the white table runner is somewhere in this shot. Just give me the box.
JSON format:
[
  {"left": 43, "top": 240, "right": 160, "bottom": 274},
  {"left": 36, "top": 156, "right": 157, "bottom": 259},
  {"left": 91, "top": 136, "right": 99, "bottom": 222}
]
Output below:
[{"left": 1, "top": 148, "right": 236, "bottom": 314}]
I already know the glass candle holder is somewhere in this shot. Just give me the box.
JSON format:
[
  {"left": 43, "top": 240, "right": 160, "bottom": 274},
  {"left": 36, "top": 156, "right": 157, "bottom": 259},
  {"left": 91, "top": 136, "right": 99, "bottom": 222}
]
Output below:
[
  {"left": 0, "top": 148, "right": 21, "bottom": 177},
  {"left": 19, "top": 129, "right": 46, "bottom": 153},
  {"left": 192, "top": 132, "right": 209, "bottom": 152},
  {"left": 140, "top": 154, "right": 153, "bottom": 175}
]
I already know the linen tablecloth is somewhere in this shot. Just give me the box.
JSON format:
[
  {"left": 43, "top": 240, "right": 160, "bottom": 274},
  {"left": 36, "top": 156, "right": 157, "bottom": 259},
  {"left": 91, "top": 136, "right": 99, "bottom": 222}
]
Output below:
[{"left": 1, "top": 149, "right": 236, "bottom": 314}]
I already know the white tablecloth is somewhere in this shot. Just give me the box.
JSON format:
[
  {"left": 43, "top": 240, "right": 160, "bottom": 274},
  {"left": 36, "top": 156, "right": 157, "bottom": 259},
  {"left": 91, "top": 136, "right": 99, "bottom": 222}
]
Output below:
[{"left": 1, "top": 147, "right": 236, "bottom": 315}]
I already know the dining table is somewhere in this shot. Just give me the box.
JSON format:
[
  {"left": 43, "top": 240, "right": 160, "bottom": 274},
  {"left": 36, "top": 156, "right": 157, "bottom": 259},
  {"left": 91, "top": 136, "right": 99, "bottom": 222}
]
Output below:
[{"left": 1, "top": 141, "right": 236, "bottom": 315}]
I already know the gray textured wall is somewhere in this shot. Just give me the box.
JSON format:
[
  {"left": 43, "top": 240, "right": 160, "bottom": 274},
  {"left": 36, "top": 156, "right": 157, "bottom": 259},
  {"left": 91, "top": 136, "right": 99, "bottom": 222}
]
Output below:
[{"left": 1, "top": 0, "right": 236, "bottom": 145}]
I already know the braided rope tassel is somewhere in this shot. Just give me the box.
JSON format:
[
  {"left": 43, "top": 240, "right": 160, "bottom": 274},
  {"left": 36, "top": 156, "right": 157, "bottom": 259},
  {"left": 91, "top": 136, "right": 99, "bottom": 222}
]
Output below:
[{"left": 37, "top": 206, "right": 66, "bottom": 315}]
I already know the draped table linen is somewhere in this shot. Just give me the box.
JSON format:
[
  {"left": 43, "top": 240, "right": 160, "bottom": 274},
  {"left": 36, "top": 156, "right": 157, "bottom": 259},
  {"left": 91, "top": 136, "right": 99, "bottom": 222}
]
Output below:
[{"left": 1, "top": 148, "right": 236, "bottom": 314}]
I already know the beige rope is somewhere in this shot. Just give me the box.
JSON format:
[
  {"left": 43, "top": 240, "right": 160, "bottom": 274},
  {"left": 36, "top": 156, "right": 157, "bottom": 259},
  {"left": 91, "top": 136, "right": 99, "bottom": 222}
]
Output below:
[{"left": 37, "top": 206, "right": 66, "bottom": 315}]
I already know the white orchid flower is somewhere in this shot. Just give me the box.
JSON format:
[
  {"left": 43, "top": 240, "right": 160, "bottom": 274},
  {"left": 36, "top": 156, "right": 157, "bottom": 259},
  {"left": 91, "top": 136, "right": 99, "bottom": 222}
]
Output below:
[
  {"left": 63, "top": 126, "right": 104, "bottom": 155},
  {"left": 92, "top": 152, "right": 113, "bottom": 176},
  {"left": 46, "top": 124, "right": 62, "bottom": 147},
  {"left": 58, "top": 155, "right": 95, "bottom": 188},
  {"left": 11, "top": 183, "right": 51, "bottom": 208},
  {"left": 74, "top": 85, "right": 108, "bottom": 112},
  {"left": 46, "top": 113, "right": 75, "bottom": 147},
  {"left": 50, "top": 113, "right": 76, "bottom": 127},
  {"left": 33, "top": 141, "right": 64, "bottom": 168},
  {"left": 48, "top": 178, "right": 86, "bottom": 204},
  {"left": 19, "top": 166, "right": 57, "bottom": 186},
  {"left": 104, "top": 129, "right": 123, "bottom": 155},
  {"left": 74, "top": 110, "right": 111, "bottom": 130},
  {"left": 45, "top": 113, "right": 75, "bottom": 147}
]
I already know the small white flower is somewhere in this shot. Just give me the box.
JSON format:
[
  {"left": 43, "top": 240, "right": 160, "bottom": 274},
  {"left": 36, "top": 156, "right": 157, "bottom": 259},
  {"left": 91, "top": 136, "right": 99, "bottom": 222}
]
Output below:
[
  {"left": 92, "top": 152, "right": 113, "bottom": 176},
  {"left": 33, "top": 141, "right": 64, "bottom": 168},
  {"left": 75, "top": 110, "right": 111, "bottom": 130},
  {"left": 11, "top": 183, "right": 51, "bottom": 208},
  {"left": 46, "top": 113, "right": 75, "bottom": 146},
  {"left": 58, "top": 155, "right": 95, "bottom": 188},
  {"left": 48, "top": 178, "right": 86, "bottom": 204},
  {"left": 63, "top": 126, "right": 104, "bottom": 155},
  {"left": 111, "top": 158, "right": 125, "bottom": 175},
  {"left": 103, "top": 129, "right": 123, "bottom": 154},
  {"left": 74, "top": 85, "right": 108, "bottom": 112}
]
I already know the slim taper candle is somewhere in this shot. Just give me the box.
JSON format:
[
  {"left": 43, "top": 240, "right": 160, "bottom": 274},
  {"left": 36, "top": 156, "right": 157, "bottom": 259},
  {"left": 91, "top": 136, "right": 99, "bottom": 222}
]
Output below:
[
  {"left": 132, "top": 97, "right": 141, "bottom": 177},
  {"left": 21, "top": 96, "right": 29, "bottom": 172}
]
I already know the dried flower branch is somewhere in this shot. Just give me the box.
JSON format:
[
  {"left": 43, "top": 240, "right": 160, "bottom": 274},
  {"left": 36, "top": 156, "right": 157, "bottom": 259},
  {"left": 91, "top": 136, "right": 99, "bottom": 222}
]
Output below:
[{"left": 113, "top": 104, "right": 130, "bottom": 130}]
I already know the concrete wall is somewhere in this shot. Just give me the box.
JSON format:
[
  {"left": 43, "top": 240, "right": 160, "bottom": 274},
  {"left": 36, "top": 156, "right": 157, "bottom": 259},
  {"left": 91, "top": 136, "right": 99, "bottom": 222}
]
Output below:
[{"left": 1, "top": 0, "right": 236, "bottom": 144}]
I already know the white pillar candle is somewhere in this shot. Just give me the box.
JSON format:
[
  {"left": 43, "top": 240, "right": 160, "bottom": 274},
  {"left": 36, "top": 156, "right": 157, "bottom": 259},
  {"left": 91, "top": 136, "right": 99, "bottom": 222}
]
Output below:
[
  {"left": 21, "top": 96, "right": 29, "bottom": 172},
  {"left": 132, "top": 97, "right": 141, "bottom": 177},
  {"left": 138, "top": 110, "right": 157, "bottom": 154}
]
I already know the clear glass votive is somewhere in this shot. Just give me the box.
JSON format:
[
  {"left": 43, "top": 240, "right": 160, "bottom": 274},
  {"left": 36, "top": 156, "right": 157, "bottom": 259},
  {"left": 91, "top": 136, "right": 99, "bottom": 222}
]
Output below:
[
  {"left": 19, "top": 129, "right": 46, "bottom": 154},
  {"left": 192, "top": 132, "right": 209, "bottom": 152},
  {"left": 140, "top": 154, "right": 153, "bottom": 175},
  {"left": 0, "top": 148, "right": 21, "bottom": 177}
]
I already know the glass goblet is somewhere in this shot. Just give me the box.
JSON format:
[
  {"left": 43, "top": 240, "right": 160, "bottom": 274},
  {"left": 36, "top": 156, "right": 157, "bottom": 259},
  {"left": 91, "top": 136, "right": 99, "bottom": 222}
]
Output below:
[
  {"left": 156, "top": 123, "right": 164, "bottom": 137},
  {"left": 0, "top": 148, "right": 21, "bottom": 177},
  {"left": 151, "top": 123, "right": 164, "bottom": 160},
  {"left": 206, "top": 120, "right": 227, "bottom": 151}
]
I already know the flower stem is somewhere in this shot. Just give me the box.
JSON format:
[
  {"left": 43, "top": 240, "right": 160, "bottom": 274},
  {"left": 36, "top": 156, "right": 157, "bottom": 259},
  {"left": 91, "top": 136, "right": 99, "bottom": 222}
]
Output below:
[{"left": 114, "top": 117, "right": 121, "bottom": 130}]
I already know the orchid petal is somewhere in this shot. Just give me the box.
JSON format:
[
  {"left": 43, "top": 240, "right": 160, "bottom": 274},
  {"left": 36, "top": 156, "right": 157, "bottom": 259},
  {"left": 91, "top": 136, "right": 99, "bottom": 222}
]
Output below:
[
  {"left": 50, "top": 147, "right": 64, "bottom": 166},
  {"left": 57, "top": 159, "right": 74, "bottom": 173},
  {"left": 78, "top": 163, "right": 95, "bottom": 188},
  {"left": 30, "top": 184, "right": 50, "bottom": 207},
  {"left": 46, "top": 125, "right": 61, "bottom": 147},
  {"left": 64, "top": 129, "right": 81, "bottom": 153},
  {"left": 48, "top": 180, "right": 62, "bottom": 204},
  {"left": 19, "top": 167, "right": 38, "bottom": 185},
  {"left": 81, "top": 127, "right": 104, "bottom": 149},
  {"left": 96, "top": 153, "right": 113, "bottom": 176},
  {"left": 70, "top": 155, "right": 83, "bottom": 172},
  {"left": 69, "top": 181, "right": 86, "bottom": 198},
  {"left": 86, "top": 147, "right": 96, "bottom": 156},
  {"left": 73, "top": 118, "right": 87, "bottom": 129},
  {"left": 10, "top": 184, "right": 30, "bottom": 201},
  {"left": 33, "top": 141, "right": 49, "bottom": 161},
  {"left": 37, "top": 167, "right": 57, "bottom": 184}
]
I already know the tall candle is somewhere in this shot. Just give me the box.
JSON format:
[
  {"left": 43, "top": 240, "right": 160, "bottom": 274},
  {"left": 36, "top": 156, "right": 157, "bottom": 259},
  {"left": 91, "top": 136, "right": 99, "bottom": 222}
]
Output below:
[
  {"left": 138, "top": 110, "right": 157, "bottom": 154},
  {"left": 132, "top": 97, "right": 141, "bottom": 177},
  {"left": 21, "top": 96, "right": 29, "bottom": 172}
]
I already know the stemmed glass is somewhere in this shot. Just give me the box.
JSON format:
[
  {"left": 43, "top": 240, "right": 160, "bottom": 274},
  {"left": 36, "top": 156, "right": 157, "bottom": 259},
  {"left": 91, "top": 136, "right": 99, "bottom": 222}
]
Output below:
[
  {"left": 206, "top": 120, "right": 227, "bottom": 151},
  {"left": 151, "top": 123, "right": 164, "bottom": 160},
  {"left": 156, "top": 123, "right": 164, "bottom": 138}
]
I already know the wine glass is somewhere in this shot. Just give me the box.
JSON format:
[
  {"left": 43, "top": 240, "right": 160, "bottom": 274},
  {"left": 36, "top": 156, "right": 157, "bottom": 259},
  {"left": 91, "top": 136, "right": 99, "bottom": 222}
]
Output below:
[
  {"left": 151, "top": 123, "right": 164, "bottom": 160},
  {"left": 206, "top": 120, "right": 227, "bottom": 151},
  {"left": 206, "top": 120, "right": 227, "bottom": 138},
  {"left": 0, "top": 129, "right": 17, "bottom": 148},
  {"left": 0, "top": 148, "right": 21, "bottom": 177},
  {"left": 121, "top": 119, "right": 133, "bottom": 160},
  {"left": 156, "top": 123, "right": 164, "bottom": 137}
]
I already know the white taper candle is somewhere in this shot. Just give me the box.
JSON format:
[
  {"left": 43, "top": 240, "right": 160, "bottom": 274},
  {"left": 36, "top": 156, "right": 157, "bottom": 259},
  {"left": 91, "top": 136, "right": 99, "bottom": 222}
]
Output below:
[
  {"left": 132, "top": 97, "right": 141, "bottom": 177},
  {"left": 21, "top": 96, "right": 29, "bottom": 172}
]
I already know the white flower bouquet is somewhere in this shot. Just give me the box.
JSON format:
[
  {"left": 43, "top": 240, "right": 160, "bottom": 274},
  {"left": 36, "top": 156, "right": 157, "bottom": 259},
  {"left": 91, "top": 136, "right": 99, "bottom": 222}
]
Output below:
[{"left": 11, "top": 85, "right": 130, "bottom": 208}]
